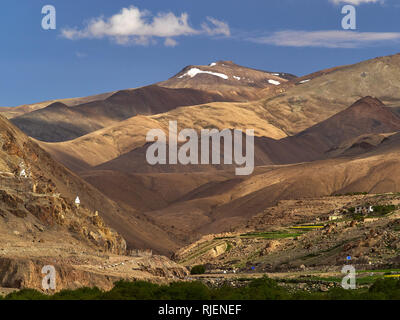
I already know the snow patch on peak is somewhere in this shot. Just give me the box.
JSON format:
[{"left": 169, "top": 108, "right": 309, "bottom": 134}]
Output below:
[
  {"left": 178, "top": 68, "right": 229, "bottom": 80},
  {"left": 233, "top": 76, "right": 241, "bottom": 80},
  {"left": 268, "top": 79, "right": 280, "bottom": 86},
  {"left": 210, "top": 62, "right": 217, "bottom": 67}
]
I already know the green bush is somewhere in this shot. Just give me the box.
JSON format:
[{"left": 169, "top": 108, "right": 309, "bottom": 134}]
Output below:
[
  {"left": 368, "top": 278, "right": 400, "bottom": 299},
  {"left": 190, "top": 265, "right": 206, "bottom": 275},
  {"left": 7, "top": 276, "right": 400, "bottom": 300},
  {"left": 372, "top": 205, "right": 396, "bottom": 216},
  {"left": 53, "top": 287, "right": 104, "bottom": 300},
  {"left": 164, "top": 281, "right": 211, "bottom": 300},
  {"left": 103, "top": 280, "right": 160, "bottom": 300},
  {"left": 4, "top": 289, "right": 48, "bottom": 300}
]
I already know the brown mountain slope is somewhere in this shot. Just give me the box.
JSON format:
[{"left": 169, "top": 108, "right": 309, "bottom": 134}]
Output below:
[
  {"left": 0, "top": 115, "right": 126, "bottom": 254},
  {"left": 159, "top": 60, "right": 296, "bottom": 101},
  {"left": 253, "top": 53, "right": 400, "bottom": 136},
  {"left": 253, "top": 96, "right": 400, "bottom": 164},
  {"left": 0, "top": 91, "right": 115, "bottom": 119},
  {"left": 162, "top": 121, "right": 400, "bottom": 237},
  {"left": 38, "top": 53, "right": 400, "bottom": 172},
  {"left": 80, "top": 170, "right": 233, "bottom": 212},
  {"left": 14, "top": 54, "right": 400, "bottom": 249},
  {"left": 79, "top": 97, "right": 400, "bottom": 242},
  {"left": 0, "top": 114, "right": 180, "bottom": 255},
  {"left": 35, "top": 96, "right": 400, "bottom": 242},
  {"left": 77, "top": 97, "right": 400, "bottom": 177},
  {"left": 56, "top": 97, "right": 400, "bottom": 246},
  {"left": 140, "top": 148, "right": 400, "bottom": 240},
  {"left": 0, "top": 60, "right": 294, "bottom": 121},
  {"left": 8, "top": 61, "right": 296, "bottom": 143},
  {"left": 323, "top": 132, "right": 396, "bottom": 158},
  {"left": 0, "top": 114, "right": 189, "bottom": 290},
  {"left": 11, "top": 85, "right": 236, "bottom": 142},
  {"left": 38, "top": 101, "right": 287, "bottom": 172}
]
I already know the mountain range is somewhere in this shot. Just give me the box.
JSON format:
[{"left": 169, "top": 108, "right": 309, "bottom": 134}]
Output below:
[{"left": 3, "top": 53, "right": 400, "bottom": 256}]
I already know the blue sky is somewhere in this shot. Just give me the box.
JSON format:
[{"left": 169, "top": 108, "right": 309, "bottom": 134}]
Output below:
[{"left": 1, "top": 0, "right": 400, "bottom": 106}]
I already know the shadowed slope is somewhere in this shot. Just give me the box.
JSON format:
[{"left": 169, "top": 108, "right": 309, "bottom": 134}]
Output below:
[
  {"left": 11, "top": 86, "right": 236, "bottom": 142},
  {"left": 0, "top": 114, "right": 180, "bottom": 254}
]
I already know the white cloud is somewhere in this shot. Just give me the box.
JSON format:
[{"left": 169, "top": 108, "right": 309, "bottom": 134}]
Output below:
[
  {"left": 164, "top": 38, "right": 178, "bottom": 47},
  {"left": 201, "top": 17, "right": 231, "bottom": 37},
  {"left": 61, "top": 6, "right": 230, "bottom": 46},
  {"left": 250, "top": 30, "right": 400, "bottom": 48},
  {"left": 75, "top": 51, "right": 87, "bottom": 58},
  {"left": 330, "top": 0, "right": 383, "bottom": 5}
]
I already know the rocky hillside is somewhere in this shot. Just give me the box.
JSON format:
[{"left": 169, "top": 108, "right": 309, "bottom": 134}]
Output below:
[
  {"left": 159, "top": 60, "right": 296, "bottom": 101},
  {"left": 175, "top": 193, "right": 400, "bottom": 274},
  {"left": 0, "top": 114, "right": 189, "bottom": 291},
  {"left": 0, "top": 114, "right": 126, "bottom": 252},
  {"left": 7, "top": 54, "right": 400, "bottom": 254},
  {"left": 0, "top": 114, "right": 180, "bottom": 254}
]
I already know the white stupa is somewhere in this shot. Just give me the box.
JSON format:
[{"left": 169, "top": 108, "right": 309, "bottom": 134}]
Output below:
[{"left": 19, "top": 169, "right": 27, "bottom": 178}]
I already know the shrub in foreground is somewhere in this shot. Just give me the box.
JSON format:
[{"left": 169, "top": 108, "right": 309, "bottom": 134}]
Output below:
[
  {"left": 4, "top": 277, "right": 400, "bottom": 300},
  {"left": 190, "top": 265, "right": 206, "bottom": 275}
]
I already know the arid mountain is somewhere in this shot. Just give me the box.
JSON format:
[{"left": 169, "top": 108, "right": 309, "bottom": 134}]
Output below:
[
  {"left": 0, "top": 115, "right": 125, "bottom": 255},
  {"left": 174, "top": 193, "right": 400, "bottom": 276},
  {"left": 159, "top": 60, "right": 296, "bottom": 101},
  {"left": 37, "top": 53, "right": 400, "bottom": 173},
  {"left": 8, "top": 53, "right": 400, "bottom": 252},
  {"left": 0, "top": 115, "right": 191, "bottom": 292},
  {"left": 52, "top": 96, "right": 400, "bottom": 177},
  {"left": 247, "top": 53, "right": 400, "bottom": 137},
  {"left": 5, "top": 61, "right": 295, "bottom": 143},
  {"left": 252, "top": 96, "right": 400, "bottom": 164},
  {"left": 7, "top": 53, "right": 400, "bottom": 147},
  {"left": 80, "top": 170, "right": 232, "bottom": 212},
  {"left": 0, "top": 114, "right": 180, "bottom": 255},
  {"left": 38, "top": 101, "right": 288, "bottom": 172},
  {"left": 137, "top": 148, "right": 400, "bottom": 241},
  {"left": 10, "top": 86, "right": 236, "bottom": 142},
  {"left": 77, "top": 97, "right": 400, "bottom": 243},
  {"left": 34, "top": 97, "right": 392, "bottom": 250},
  {"left": 0, "top": 92, "right": 115, "bottom": 119}
]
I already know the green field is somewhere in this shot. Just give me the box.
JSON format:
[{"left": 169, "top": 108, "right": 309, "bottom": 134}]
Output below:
[{"left": 240, "top": 231, "right": 303, "bottom": 239}]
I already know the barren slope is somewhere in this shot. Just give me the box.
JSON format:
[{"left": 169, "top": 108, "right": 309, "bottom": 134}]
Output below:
[
  {"left": 0, "top": 91, "right": 115, "bottom": 119},
  {"left": 39, "top": 53, "right": 400, "bottom": 172},
  {"left": 11, "top": 54, "right": 400, "bottom": 251},
  {"left": 0, "top": 114, "right": 179, "bottom": 255},
  {"left": 11, "top": 86, "right": 234, "bottom": 142},
  {"left": 252, "top": 96, "right": 400, "bottom": 164},
  {"left": 70, "top": 97, "right": 400, "bottom": 177},
  {"left": 159, "top": 60, "right": 295, "bottom": 101},
  {"left": 38, "top": 102, "right": 287, "bottom": 171},
  {"left": 252, "top": 53, "right": 400, "bottom": 136}
]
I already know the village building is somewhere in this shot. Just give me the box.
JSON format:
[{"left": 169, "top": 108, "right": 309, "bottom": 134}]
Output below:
[
  {"left": 328, "top": 213, "right": 343, "bottom": 221},
  {"left": 319, "top": 209, "right": 344, "bottom": 222},
  {"left": 354, "top": 205, "right": 373, "bottom": 215}
]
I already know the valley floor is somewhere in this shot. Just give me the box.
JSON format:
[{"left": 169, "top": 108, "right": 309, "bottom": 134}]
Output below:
[{"left": 175, "top": 193, "right": 400, "bottom": 280}]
